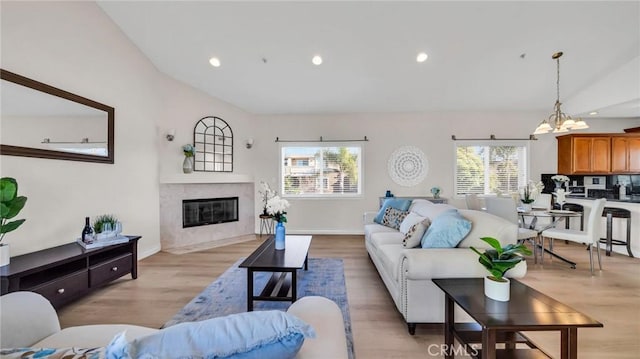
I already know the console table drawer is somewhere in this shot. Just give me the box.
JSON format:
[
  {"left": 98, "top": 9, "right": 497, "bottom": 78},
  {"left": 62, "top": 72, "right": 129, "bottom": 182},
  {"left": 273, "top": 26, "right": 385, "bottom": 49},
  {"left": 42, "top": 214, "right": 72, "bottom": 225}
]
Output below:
[
  {"left": 31, "top": 270, "right": 89, "bottom": 306},
  {"left": 89, "top": 253, "right": 132, "bottom": 287}
]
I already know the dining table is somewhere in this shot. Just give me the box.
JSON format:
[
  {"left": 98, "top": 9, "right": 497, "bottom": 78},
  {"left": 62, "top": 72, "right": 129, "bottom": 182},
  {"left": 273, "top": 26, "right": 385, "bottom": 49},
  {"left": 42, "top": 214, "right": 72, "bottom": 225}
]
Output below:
[{"left": 519, "top": 208, "right": 583, "bottom": 269}]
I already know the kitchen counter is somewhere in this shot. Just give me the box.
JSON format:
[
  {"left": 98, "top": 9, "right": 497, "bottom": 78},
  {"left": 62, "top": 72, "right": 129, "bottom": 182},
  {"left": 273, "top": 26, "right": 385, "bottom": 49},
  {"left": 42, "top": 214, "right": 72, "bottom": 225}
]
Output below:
[
  {"left": 566, "top": 194, "right": 640, "bottom": 203},
  {"left": 561, "top": 197, "right": 638, "bottom": 258}
]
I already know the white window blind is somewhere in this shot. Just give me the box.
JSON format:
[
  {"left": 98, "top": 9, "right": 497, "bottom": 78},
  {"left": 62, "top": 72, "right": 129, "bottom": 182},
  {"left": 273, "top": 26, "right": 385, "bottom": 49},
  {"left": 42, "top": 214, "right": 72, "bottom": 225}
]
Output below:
[
  {"left": 455, "top": 141, "right": 529, "bottom": 196},
  {"left": 280, "top": 144, "right": 362, "bottom": 197}
]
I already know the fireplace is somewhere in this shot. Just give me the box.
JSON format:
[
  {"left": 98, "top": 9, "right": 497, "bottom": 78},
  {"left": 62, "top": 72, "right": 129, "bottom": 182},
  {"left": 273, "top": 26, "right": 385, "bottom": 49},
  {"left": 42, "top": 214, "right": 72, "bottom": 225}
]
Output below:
[{"left": 182, "top": 197, "right": 239, "bottom": 228}]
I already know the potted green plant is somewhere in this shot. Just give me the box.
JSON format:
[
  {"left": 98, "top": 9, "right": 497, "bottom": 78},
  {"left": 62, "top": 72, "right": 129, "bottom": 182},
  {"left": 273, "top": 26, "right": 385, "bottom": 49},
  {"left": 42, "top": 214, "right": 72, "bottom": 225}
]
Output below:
[
  {"left": 470, "top": 237, "right": 531, "bottom": 301},
  {"left": 93, "top": 214, "right": 118, "bottom": 233},
  {"left": 0, "top": 177, "right": 28, "bottom": 266}
]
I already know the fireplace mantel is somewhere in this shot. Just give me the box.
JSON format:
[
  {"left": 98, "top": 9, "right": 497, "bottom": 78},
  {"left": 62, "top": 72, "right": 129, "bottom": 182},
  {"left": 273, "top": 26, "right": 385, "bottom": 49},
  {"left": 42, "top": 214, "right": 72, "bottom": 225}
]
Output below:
[{"left": 160, "top": 173, "right": 254, "bottom": 184}]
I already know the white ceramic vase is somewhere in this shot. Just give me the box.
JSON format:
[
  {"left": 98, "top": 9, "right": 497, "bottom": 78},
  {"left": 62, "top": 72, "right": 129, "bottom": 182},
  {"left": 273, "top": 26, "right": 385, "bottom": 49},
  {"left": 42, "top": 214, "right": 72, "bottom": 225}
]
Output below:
[
  {"left": 0, "top": 244, "right": 10, "bottom": 267},
  {"left": 183, "top": 156, "right": 194, "bottom": 174},
  {"left": 484, "top": 276, "right": 510, "bottom": 301}
]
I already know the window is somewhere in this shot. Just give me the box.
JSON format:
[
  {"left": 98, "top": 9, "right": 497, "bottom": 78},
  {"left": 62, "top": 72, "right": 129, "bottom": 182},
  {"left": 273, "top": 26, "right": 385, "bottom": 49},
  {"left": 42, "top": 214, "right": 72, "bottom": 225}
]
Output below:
[
  {"left": 281, "top": 144, "right": 362, "bottom": 197},
  {"left": 455, "top": 141, "right": 529, "bottom": 196}
]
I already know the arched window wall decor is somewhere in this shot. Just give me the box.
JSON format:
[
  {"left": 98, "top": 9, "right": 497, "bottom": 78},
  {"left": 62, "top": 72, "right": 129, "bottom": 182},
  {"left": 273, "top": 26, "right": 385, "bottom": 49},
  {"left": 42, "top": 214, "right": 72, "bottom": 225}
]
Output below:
[{"left": 193, "top": 116, "right": 233, "bottom": 172}]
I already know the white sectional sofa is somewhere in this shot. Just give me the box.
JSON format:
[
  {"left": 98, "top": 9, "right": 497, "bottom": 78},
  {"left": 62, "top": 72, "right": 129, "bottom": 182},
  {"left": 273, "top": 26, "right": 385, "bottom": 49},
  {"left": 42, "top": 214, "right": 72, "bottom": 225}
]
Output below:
[{"left": 364, "top": 199, "right": 527, "bottom": 334}]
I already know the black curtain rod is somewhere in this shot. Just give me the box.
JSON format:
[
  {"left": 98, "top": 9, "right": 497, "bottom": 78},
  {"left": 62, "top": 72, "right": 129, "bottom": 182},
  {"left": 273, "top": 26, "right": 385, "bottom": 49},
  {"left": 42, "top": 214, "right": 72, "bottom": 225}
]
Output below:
[
  {"left": 451, "top": 134, "right": 537, "bottom": 141},
  {"left": 275, "top": 136, "right": 369, "bottom": 143}
]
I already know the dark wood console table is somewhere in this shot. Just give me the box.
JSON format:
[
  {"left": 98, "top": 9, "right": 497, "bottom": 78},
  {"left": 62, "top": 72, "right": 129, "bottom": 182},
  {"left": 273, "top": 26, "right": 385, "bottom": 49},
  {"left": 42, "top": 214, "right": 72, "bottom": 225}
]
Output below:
[{"left": 0, "top": 236, "right": 140, "bottom": 308}]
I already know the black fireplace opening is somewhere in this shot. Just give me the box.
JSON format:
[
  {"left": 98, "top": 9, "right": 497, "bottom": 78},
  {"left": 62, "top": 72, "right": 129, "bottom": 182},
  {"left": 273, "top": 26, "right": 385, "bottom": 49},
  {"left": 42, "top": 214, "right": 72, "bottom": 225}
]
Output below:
[{"left": 182, "top": 197, "right": 239, "bottom": 228}]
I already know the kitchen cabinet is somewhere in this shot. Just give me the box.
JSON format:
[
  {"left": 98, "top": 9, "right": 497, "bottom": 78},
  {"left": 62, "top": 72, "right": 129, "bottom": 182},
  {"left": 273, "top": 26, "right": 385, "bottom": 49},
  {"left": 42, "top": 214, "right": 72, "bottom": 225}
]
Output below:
[
  {"left": 611, "top": 136, "right": 640, "bottom": 173},
  {"left": 557, "top": 135, "right": 611, "bottom": 174}
]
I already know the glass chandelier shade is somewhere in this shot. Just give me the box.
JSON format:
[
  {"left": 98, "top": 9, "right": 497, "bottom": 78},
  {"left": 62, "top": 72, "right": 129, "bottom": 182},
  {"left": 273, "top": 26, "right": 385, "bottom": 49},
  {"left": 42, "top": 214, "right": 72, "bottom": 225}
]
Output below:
[{"left": 533, "top": 52, "right": 589, "bottom": 135}]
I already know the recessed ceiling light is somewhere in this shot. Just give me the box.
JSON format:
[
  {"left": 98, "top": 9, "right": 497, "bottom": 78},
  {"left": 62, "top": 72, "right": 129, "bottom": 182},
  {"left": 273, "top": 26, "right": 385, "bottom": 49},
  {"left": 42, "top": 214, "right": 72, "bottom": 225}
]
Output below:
[
  {"left": 209, "top": 57, "right": 221, "bottom": 67},
  {"left": 312, "top": 55, "right": 323, "bottom": 65},
  {"left": 589, "top": 111, "right": 598, "bottom": 115},
  {"left": 416, "top": 52, "right": 428, "bottom": 63}
]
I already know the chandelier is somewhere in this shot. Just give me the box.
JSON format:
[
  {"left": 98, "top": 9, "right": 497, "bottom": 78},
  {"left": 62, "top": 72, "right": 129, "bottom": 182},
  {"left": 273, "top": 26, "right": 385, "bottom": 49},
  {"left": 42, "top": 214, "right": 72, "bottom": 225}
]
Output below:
[{"left": 533, "top": 52, "right": 588, "bottom": 135}]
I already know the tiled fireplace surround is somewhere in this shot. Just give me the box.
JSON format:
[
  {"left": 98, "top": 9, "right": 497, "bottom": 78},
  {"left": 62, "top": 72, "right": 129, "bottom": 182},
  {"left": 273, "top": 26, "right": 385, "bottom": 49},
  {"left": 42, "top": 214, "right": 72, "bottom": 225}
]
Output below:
[{"left": 159, "top": 182, "right": 254, "bottom": 250}]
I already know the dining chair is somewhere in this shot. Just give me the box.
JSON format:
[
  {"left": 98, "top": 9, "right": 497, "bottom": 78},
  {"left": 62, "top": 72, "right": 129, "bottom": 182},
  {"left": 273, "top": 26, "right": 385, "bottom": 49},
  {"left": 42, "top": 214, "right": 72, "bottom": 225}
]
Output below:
[
  {"left": 465, "top": 194, "right": 482, "bottom": 210},
  {"left": 522, "top": 193, "right": 553, "bottom": 231},
  {"left": 484, "top": 197, "right": 540, "bottom": 260},
  {"left": 540, "top": 198, "right": 607, "bottom": 275}
]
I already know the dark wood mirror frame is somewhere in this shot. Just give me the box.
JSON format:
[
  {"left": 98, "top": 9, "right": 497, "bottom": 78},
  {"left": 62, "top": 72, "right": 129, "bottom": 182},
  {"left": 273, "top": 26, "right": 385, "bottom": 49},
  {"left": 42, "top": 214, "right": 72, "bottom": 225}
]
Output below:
[{"left": 0, "top": 69, "right": 114, "bottom": 164}]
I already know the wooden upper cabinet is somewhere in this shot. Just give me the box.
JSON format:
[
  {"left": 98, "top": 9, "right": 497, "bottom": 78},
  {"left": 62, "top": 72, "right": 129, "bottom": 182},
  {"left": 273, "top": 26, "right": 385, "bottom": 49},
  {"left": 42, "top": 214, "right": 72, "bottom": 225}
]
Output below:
[
  {"left": 557, "top": 134, "right": 611, "bottom": 174},
  {"left": 611, "top": 136, "right": 640, "bottom": 173}
]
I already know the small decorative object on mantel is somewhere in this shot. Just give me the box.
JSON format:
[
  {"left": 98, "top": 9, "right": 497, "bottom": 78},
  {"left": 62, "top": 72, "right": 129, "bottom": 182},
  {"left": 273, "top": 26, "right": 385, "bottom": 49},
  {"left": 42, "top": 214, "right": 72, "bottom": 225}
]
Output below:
[
  {"left": 430, "top": 186, "right": 441, "bottom": 199},
  {"left": 0, "top": 177, "right": 28, "bottom": 267},
  {"left": 551, "top": 174, "right": 569, "bottom": 190},
  {"left": 182, "top": 144, "right": 195, "bottom": 174},
  {"left": 259, "top": 181, "right": 276, "bottom": 216},
  {"left": 470, "top": 237, "right": 531, "bottom": 301},
  {"left": 385, "top": 190, "right": 394, "bottom": 198},
  {"left": 267, "top": 196, "right": 290, "bottom": 250}
]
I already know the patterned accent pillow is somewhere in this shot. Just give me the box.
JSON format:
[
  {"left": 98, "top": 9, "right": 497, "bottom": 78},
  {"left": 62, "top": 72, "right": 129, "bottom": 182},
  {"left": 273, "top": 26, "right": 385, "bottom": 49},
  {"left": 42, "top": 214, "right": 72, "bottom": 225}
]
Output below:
[
  {"left": 403, "top": 218, "right": 431, "bottom": 248},
  {"left": 381, "top": 207, "right": 409, "bottom": 230},
  {"left": 0, "top": 347, "right": 106, "bottom": 358}
]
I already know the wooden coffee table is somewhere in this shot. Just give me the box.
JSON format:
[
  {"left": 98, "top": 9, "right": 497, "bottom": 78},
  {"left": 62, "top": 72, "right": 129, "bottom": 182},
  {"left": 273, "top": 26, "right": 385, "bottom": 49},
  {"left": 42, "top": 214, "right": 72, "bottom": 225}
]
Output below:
[
  {"left": 239, "top": 235, "right": 312, "bottom": 311},
  {"left": 433, "top": 278, "right": 603, "bottom": 359}
]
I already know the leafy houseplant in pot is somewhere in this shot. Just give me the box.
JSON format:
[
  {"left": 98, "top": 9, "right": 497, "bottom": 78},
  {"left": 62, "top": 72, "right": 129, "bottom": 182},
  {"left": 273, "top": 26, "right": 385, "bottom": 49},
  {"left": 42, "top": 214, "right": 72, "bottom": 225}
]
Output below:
[
  {"left": 0, "top": 177, "right": 28, "bottom": 266},
  {"left": 470, "top": 237, "right": 531, "bottom": 301}
]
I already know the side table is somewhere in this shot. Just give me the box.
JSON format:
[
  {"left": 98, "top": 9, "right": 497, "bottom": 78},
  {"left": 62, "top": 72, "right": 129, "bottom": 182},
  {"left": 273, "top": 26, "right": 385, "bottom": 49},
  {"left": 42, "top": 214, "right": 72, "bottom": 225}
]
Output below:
[{"left": 259, "top": 214, "right": 274, "bottom": 237}]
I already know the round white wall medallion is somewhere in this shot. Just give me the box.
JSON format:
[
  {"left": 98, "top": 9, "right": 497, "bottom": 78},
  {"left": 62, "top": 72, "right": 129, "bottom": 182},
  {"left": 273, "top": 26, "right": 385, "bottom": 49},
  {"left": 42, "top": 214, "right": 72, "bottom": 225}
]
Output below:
[{"left": 388, "top": 146, "right": 429, "bottom": 187}]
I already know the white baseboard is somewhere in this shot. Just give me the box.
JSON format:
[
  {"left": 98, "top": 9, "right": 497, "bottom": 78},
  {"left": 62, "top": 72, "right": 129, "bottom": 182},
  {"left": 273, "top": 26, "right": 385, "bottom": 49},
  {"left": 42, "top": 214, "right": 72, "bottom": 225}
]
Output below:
[{"left": 138, "top": 244, "right": 161, "bottom": 260}]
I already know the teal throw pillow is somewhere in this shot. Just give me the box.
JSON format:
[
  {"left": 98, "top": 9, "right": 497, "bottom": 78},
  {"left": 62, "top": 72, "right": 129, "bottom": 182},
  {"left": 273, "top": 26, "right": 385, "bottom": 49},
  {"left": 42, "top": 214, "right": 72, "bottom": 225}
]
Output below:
[
  {"left": 374, "top": 198, "right": 412, "bottom": 224},
  {"left": 107, "top": 310, "right": 315, "bottom": 359},
  {"left": 421, "top": 209, "right": 472, "bottom": 248}
]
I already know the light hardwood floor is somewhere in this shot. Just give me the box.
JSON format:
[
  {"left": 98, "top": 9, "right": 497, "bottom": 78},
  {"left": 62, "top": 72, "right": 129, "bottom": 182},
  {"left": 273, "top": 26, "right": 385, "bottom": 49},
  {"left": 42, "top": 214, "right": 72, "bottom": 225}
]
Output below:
[{"left": 58, "top": 235, "right": 640, "bottom": 358}]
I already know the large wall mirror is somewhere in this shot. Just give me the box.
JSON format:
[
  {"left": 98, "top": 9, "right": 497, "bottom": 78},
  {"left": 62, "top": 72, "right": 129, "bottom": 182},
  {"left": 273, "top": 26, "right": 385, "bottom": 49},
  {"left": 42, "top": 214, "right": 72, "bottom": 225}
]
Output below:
[{"left": 0, "top": 69, "right": 114, "bottom": 164}]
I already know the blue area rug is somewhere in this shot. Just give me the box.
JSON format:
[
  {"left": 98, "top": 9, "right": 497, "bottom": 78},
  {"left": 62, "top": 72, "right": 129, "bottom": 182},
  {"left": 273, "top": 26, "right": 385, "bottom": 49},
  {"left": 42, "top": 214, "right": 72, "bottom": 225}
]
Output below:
[{"left": 163, "top": 257, "right": 354, "bottom": 359}]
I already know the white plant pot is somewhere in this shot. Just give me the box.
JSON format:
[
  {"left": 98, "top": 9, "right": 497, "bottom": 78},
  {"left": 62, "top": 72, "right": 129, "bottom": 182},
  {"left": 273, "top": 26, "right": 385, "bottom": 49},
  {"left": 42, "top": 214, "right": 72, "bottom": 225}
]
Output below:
[
  {"left": 0, "top": 244, "right": 10, "bottom": 267},
  {"left": 484, "top": 276, "right": 510, "bottom": 301}
]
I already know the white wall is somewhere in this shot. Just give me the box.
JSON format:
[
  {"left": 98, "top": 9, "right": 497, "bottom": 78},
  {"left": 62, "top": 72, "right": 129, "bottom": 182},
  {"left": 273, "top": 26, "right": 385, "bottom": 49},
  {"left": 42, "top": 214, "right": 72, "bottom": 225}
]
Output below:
[
  {"left": 251, "top": 112, "right": 640, "bottom": 234},
  {"left": 0, "top": 1, "right": 163, "bottom": 257}
]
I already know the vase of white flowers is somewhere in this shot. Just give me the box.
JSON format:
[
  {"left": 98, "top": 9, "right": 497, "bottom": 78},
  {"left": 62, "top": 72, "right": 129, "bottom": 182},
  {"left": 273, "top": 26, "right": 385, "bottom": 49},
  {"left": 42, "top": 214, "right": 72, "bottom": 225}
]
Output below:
[
  {"left": 520, "top": 180, "right": 544, "bottom": 211},
  {"left": 182, "top": 144, "right": 195, "bottom": 174},
  {"left": 266, "top": 196, "right": 290, "bottom": 250},
  {"left": 551, "top": 174, "right": 569, "bottom": 190},
  {"left": 259, "top": 181, "right": 276, "bottom": 216}
]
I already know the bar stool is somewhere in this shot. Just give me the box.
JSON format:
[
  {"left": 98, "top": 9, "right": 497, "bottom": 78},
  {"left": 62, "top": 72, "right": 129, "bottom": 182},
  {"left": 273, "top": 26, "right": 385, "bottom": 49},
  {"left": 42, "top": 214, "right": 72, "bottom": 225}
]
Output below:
[
  {"left": 599, "top": 207, "right": 633, "bottom": 257},
  {"left": 259, "top": 214, "right": 274, "bottom": 237},
  {"left": 561, "top": 203, "right": 584, "bottom": 230}
]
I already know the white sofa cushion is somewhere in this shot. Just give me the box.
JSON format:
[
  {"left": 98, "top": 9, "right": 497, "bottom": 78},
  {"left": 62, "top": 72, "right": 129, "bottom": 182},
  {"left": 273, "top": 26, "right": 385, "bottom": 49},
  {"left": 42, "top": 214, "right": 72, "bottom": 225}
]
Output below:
[
  {"left": 399, "top": 212, "right": 427, "bottom": 235},
  {"left": 377, "top": 244, "right": 405, "bottom": 281},
  {"left": 409, "top": 201, "right": 457, "bottom": 220}
]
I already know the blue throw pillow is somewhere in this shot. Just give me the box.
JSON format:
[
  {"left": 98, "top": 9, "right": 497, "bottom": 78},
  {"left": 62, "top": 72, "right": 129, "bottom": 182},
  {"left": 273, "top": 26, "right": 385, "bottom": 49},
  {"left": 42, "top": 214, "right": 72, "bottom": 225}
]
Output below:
[
  {"left": 374, "top": 198, "right": 412, "bottom": 224},
  {"left": 421, "top": 209, "right": 472, "bottom": 248},
  {"left": 107, "top": 310, "right": 315, "bottom": 359}
]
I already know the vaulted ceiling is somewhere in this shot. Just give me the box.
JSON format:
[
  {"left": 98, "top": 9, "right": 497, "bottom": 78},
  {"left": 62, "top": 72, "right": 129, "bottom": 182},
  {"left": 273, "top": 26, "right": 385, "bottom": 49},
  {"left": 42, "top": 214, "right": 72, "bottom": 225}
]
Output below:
[{"left": 98, "top": 1, "right": 640, "bottom": 117}]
